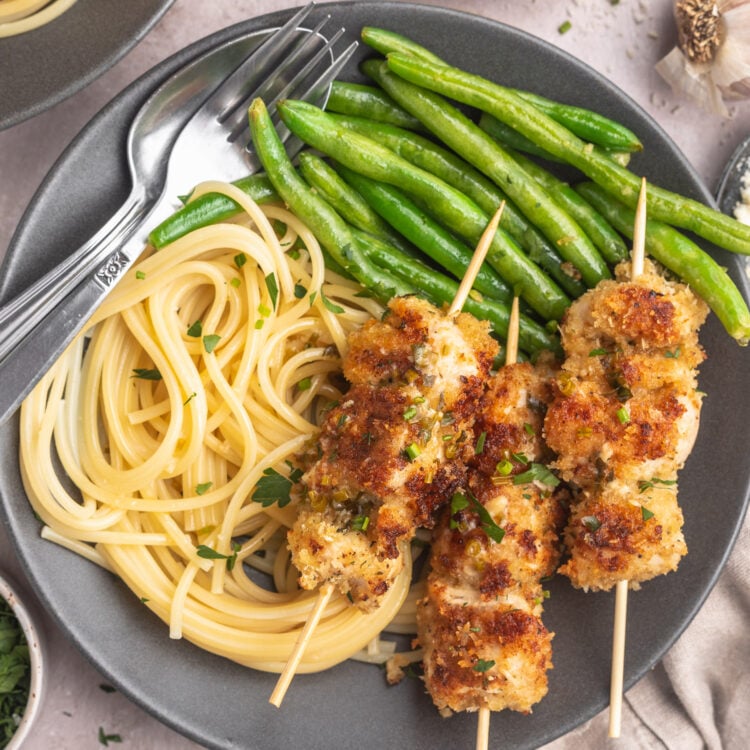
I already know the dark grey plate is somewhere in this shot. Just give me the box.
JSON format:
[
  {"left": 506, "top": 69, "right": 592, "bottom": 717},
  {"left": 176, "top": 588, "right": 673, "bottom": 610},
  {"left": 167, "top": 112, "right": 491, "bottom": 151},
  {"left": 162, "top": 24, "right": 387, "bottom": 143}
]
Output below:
[
  {"left": 0, "top": 0, "right": 174, "bottom": 130},
  {"left": 1, "top": 3, "right": 749, "bottom": 749}
]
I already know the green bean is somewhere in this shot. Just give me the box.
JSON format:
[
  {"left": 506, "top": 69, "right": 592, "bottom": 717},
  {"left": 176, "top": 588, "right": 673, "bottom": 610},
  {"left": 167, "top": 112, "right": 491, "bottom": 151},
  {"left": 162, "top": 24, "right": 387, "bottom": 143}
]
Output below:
[
  {"left": 576, "top": 182, "right": 750, "bottom": 345},
  {"left": 361, "top": 26, "right": 643, "bottom": 152},
  {"left": 358, "top": 59, "right": 610, "bottom": 287},
  {"left": 386, "top": 52, "right": 750, "bottom": 256},
  {"left": 277, "top": 99, "right": 571, "bottom": 320},
  {"left": 333, "top": 162, "right": 512, "bottom": 302},
  {"left": 331, "top": 110, "right": 586, "bottom": 298},
  {"left": 508, "top": 149, "right": 628, "bottom": 264},
  {"left": 325, "top": 80, "right": 423, "bottom": 130},
  {"left": 478, "top": 112, "right": 631, "bottom": 167},
  {"left": 298, "top": 151, "right": 419, "bottom": 259},
  {"left": 355, "top": 230, "right": 559, "bottom": 356},
  {"left": 148, "top": 174, "right": 278, "bottom": 249},
  {"left": 248, "top": 98, "right": 407, "bottom": 303}
]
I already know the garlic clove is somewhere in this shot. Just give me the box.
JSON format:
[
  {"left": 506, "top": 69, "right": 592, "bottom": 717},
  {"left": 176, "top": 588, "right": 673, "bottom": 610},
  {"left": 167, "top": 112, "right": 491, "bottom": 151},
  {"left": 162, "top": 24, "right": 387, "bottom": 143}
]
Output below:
[{"left": 656, "top": 0, "right": 750, "bottom": 116}]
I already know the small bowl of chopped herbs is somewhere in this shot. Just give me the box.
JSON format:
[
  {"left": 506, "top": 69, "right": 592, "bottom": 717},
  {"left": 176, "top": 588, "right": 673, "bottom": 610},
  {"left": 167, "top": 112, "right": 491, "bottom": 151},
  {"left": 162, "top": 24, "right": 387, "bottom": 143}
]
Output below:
[{"left": 0, "top": 572, "right": 44, "bottom": 750}]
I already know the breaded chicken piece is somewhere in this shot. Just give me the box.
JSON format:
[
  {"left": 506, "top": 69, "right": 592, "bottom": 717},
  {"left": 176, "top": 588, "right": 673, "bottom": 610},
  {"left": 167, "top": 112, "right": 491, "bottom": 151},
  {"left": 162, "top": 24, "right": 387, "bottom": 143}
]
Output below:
[
  {"left": 544, "top": 260, "right": 708, "bottom": 591},
  {"left": 288, "top": 296, "right": 499, "bottom": 611},
  {"left": 418, "top": 362, "right": 567, "bottom": 714}
]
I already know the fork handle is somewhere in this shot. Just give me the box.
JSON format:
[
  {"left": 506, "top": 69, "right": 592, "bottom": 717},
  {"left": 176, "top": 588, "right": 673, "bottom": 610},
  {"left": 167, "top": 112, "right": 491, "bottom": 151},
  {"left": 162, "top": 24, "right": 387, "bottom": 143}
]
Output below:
[
  {"left": 0, "top": 192, "right": 169, "bottom": 425},
  {"left": 0, "top": 187, "right": 150, "bottom": 363}
]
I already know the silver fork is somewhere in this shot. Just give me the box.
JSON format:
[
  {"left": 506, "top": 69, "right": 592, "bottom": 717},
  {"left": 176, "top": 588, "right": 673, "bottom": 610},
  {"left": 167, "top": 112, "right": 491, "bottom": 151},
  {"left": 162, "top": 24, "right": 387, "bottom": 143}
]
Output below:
[{"left": 0, "top": 5, "right": 356, "bottom": 424}]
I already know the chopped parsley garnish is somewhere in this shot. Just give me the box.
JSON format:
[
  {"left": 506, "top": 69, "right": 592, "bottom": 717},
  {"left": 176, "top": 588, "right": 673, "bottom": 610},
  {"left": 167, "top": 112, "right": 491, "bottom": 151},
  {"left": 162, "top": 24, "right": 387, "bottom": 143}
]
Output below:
[
  {"left": 664, "top": 347, "right": 681, "bottom": 359},
  {"left": 638, "top": 477, "right": 677, "bottom": 493},
  {"left": 297, "top": 377, "right": 312, "bottom": 391},
  {"left": 294, "top": 283, "right": 307, "bottom": 299},
  {"left": 351, "top": 515, "right": 370, "bottom": 532},
  {"left": 202, "top": 334, "right": 221, "bottom": 353},
  {"left": 234, "top": 252, "right": 247, "bottom": 269},
  {"left": 405, "top": 443, "right": 421, "bottom": 461},
  {"left": 320, "top": 289, "right": 344, "bottom": 314},
  {"left": 523, "top": 422, "right": 535, "bottom": 436},
  {"left": 589, "top": 347, "right": 609, "bottom": 356},
  {"left": 196, "top": 542, "right": 241, "bottom": 571},
  {"left": 0, "top": 597, "right": 30, "bottom": 747},
  {"left": 251, "top": 467, "right": 296, "bottom": 508},
  {"left": 135, "top": 270, "right": 146, "bottom": 280},
  {"left": 98, "top": 727, "right": 123, "bottom": 746},
  {"left": 558, "top": 20, "right": 572, "bottom": 34},
  {"left": 131, "top": 368, "right": 161, "bottom": 380},
  {"left": 641, "top": 506, "right": 655, "bottom": 521},
  {"left": 403, "top": 405, "right": 418, "bottom": 421},
  {"left": 230, "top": 277, "right": 241, "bottom": 288},
  {"left": 512, "top": 463, "right": 560, "bottom": 489},
  {"left": 474, "top": 431, "right": 487, "bottom": 455},
  {"left": 195, "top": 481, "right": 213, "bottom": 496},
  {"left": 265, "top": 272, "right": 279, "bottom": 309},
  {"left": 473, "top": 658, "right": 496, "bottom": 673},
  {"left": 582, "top": 515, "right": 601, "bottom": 531},
  {"left": 616, "top": 406, "right": 630, "bottom": 424},
  {"left": 450, "top": 491, "right": 505, "bottom": 542},
  {"left": 187, "top": 320, "right": 202, "bottom": 338}
]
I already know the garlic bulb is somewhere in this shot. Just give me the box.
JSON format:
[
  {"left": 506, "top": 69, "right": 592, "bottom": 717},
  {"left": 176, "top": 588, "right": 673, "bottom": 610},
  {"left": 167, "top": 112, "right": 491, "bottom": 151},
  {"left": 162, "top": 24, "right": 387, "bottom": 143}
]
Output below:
[{"left": 656, "top": 0, "right": 750, "bottom": 116}]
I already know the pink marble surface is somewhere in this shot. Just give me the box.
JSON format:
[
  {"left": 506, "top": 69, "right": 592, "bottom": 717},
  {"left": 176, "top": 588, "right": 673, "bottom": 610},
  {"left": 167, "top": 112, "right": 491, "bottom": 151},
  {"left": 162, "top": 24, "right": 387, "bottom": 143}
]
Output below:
[{"left": 1, "top": 2, "right": 748, "bottom": 748}]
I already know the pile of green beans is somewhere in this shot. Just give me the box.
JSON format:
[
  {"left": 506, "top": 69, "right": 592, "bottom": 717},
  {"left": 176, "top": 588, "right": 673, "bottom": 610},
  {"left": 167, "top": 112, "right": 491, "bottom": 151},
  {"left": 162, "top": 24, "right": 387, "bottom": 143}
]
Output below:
[{"left": 148, "top": 26, "right": 750, "bottom": 349}]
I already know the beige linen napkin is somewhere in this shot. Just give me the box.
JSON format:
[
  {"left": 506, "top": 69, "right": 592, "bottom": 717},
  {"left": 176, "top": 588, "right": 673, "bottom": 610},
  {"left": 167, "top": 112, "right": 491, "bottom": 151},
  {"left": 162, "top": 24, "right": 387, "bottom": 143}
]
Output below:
[{"left": 543, "top": 512, "right": 750, "bottom": 750}]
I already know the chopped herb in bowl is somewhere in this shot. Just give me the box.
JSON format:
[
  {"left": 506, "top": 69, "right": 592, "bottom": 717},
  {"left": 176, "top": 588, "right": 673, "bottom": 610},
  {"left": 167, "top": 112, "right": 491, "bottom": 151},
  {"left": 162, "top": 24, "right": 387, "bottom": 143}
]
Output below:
[
  {"left": 0, "top": 574, "right": 44, "bottom": 750},
  {"left": 0, "top": 597, "right": 29, "bottom": 749}
]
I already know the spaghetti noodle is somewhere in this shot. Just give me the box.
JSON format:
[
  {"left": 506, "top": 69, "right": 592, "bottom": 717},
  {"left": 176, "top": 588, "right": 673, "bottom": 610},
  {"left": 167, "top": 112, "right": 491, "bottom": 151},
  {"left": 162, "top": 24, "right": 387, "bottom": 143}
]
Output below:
[
  {"left": 19, "top": 182, "right": 414, "bottom": 673},
  {"left": 0, "top": 0, "right": 78, "bottom": 38}
]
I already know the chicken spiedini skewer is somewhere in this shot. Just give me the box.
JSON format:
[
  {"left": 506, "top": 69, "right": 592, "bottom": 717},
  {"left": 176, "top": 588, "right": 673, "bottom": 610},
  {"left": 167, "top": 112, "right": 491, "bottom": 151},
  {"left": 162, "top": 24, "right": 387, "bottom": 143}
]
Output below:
[
  {"left": 542, "top": 179, "right": 708, "bottom": 735},
  {"left": 268, "top": 207, "right": 505, "bottom": 709},
  {"left": 417, "top": 298, "right": 568, "bottom": 738},
  {"left": 289, "top": 293, "right": 499, "bottom": 609}
]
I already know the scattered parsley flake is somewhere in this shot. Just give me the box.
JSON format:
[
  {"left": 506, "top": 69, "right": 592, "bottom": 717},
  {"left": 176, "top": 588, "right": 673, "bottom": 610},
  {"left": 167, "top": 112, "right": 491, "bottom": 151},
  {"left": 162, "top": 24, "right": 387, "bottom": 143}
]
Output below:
[
  {"left": 131, "top": 368, "right": 161, "bottom": 380},
  {"left": 641, "top": 506, "right": 655, "bottom": 521},
  {"left": 252, "top": 467, "right": 295, "bottom": 508},
  {"left": 473, "top": 658, "right": 496, "bottom": 673},
  {"left": 234, "top": 253, "right": 247, "bottom": 269},
  {"left": 195, "top": 481, "right": 213, "bottom": 496},
  {"left": 582, "top": 515, "right": 601, "bottom": 531},
  {"left": 135, "top": 270, "right": 146, "bottom": 280},
  {"left": 320, "top": 289, "right": 345, "bottom": 314},
  {"left": 351, "top": 515, "right": 370, "bottom": 532},
  {"left": 203, "top": 334, "right": 221, "bottom": 353},
  {"left": 265, "top": 272, "right": 279, "bottom": 309},
  {"left": 558, "top": 20, "right": 572, "bottom": 34},
  {"left": 512, "top": 463, "right": 560, "bottom": 489},
  {"left": 475, "top": 431, "right": 487, "bottom": 455},
  {"left": 98, "top": 727, "right": 123, "bottom": 746},
  {"left": 294, "top": 283, "right": 307, "bottom": 299},
  {"left": 467, "top": 491, "right": 505, "bottom": 543},
  {"left": 230, "top": 277, "right": 241, "bottom": 288},
  {"left": 297, "top": 377, "right": 312, "bottom": 391},
  {"left": 187, "top": 320, "right": 202, "bottom": 338},
  {"left": 638, "top": 477, "right": 677, "bottom": 493},
  {"left": 196, "top": 542, "right": 240, "bottom": 571}
]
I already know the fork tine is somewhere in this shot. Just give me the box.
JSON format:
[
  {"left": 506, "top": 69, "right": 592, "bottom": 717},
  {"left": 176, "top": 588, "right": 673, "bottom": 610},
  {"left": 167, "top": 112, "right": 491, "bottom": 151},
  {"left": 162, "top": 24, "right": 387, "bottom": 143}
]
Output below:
[
  {"left": 204, "top": 2, "right": 317, "bottom": 120},
  {"left": 222, "top": 15, "right": 336, "bottom": 138},
  {"left": 226, "top": 24, "right": 346, "bottom": 141},
  {"left": 242, "top": 40, "right": 360, "bottom": 172}
]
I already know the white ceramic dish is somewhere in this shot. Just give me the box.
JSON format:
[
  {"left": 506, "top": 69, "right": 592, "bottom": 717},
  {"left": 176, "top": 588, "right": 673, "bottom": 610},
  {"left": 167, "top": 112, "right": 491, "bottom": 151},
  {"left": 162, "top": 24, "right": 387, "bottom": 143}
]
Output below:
[{"left": 0, "top": 572, "right": 45, "bottom": 750}]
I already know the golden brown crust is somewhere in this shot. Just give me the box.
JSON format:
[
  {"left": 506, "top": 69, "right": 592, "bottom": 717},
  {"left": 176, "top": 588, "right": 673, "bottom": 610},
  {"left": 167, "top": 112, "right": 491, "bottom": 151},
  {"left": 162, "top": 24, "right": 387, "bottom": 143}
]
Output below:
[
  {"left": 545, "top": 261, "right": 707, "bottom": 591},
  {"left": 289, "top": 296, "right": 499, "bottom": 610}
]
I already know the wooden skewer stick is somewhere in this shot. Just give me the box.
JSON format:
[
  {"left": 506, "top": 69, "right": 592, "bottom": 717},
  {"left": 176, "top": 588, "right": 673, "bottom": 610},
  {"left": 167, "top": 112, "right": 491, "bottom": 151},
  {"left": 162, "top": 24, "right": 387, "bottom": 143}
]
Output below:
[
  {"left": 269, "top": 583, "right": 334, "bottom": 707},
  {"left": 476, "top": 293, "right": 519, "bottom": 750},
  {"left": 448, "top": 203, "right": 505, "bottom": 317},
  {"left": 269, "top": 203, "right": 507, "bottom": 709},
  {"left": 608, "top": 176, "right": 648, "bottom": 738}
]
